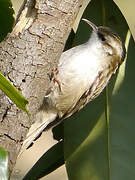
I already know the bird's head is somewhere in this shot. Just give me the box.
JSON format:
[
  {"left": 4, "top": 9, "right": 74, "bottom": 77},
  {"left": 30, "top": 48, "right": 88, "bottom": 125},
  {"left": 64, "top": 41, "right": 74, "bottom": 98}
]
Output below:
[{"left": 82, "top": 18, "right": 126, "bottom": 62}]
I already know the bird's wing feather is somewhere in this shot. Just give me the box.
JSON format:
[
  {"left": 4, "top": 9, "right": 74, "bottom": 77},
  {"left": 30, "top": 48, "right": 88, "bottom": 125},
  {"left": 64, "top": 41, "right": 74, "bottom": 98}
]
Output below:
[{"left": 62, "top": 67, "right": 116, "bottom": 119}]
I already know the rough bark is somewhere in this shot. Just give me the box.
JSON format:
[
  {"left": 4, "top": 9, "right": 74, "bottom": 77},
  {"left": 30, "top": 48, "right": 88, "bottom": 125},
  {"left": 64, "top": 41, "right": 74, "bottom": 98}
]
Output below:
[{"left": 0, "top": 0, "right": 83, "bottom": 172}]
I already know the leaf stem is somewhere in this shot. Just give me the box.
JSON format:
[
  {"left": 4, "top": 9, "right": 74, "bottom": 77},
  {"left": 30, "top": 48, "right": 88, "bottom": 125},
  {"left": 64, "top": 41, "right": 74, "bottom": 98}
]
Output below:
[
  {"left": 105, "top": 85, "right": 111, "bottom": 179},
  {"left": 101, "top": 0, "right": 111, "bottom": 178}
]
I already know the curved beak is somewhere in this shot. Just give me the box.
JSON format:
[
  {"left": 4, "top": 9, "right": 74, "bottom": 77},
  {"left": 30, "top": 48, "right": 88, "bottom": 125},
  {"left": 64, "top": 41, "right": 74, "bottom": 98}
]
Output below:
[{"left": 82, "top": 18, "right": 98, "bottom": 32}]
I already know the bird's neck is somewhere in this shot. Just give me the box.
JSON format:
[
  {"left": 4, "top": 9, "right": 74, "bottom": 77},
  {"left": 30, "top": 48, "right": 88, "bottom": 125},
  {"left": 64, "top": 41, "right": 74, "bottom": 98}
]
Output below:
[{"left": 86, "top": 32, "right": 105, "bottom": 56}]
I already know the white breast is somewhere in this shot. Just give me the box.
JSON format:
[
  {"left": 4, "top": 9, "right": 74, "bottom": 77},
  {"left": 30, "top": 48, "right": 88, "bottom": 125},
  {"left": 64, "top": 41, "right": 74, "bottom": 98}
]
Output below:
[{"left": 58, "top": 48, "right": 100, "bottom": 89}]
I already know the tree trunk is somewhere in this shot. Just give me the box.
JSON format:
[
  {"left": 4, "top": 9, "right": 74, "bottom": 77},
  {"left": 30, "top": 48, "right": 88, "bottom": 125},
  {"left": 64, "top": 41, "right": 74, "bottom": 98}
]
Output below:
[{"left": 0, "top": 0, "right": 83, "bottom": 172}]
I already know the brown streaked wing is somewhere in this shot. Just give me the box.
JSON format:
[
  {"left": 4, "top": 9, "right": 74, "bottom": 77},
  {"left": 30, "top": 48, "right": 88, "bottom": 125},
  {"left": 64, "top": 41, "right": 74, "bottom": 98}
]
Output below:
[{"left": 63, "top": 55, "right": 121, "bottom": 119}]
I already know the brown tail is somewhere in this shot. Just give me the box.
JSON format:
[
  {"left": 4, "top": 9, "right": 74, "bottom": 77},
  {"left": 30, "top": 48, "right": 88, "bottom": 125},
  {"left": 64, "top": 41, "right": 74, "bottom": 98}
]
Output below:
[{"left": 19, "top": 110, "right": 57, "bottom": 156}]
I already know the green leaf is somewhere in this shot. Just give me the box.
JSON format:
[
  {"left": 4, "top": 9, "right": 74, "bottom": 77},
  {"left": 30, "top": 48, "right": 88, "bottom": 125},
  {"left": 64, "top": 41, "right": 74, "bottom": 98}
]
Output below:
[
  {"left": 0, "top": 147, "right": 9, "bottom": 180},
  {"left": 64, "top": 96, "right": 108, "bottom": 179},
  {"left": 112, "top": 30, "right": 131, "bottom": 95},
  {"left": 109, "top": 36, "right": 135, "bottom": 180},
  {"left": 114, "top": 0, "right": 135, "bottom": 41},
  {"left": 23, "top": 141, "right": 64, "bottom": 180},
  {"left": 0, "top": 72, "right": 29, "bottom": 113},
  {"left": 0, "top": 0, "right": 14, "bottom": 41}
]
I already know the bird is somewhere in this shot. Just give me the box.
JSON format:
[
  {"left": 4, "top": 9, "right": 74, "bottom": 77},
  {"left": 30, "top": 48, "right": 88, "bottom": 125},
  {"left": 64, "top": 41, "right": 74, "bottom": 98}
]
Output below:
[{"left": 20, "top": 18, "right": 126, "bottom": 153}]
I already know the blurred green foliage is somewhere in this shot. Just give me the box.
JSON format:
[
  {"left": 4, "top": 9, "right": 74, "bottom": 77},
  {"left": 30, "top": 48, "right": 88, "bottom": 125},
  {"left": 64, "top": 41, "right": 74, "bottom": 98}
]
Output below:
[
  {"left": 0, "top": 0, "right": 14, "bottom": 41},
  {"left": 0, "top": 147, "right": 9, "bottom": 180}
]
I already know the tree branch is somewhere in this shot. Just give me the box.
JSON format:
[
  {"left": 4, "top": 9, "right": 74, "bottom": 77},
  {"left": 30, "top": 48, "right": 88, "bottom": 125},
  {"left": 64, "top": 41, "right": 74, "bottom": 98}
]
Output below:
[{"left": 0, "top": 0, "right": 83, "bottom": 172}]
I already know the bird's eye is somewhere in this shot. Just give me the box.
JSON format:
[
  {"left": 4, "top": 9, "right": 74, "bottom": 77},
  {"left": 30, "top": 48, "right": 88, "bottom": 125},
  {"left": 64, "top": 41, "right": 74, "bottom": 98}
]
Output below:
[{"left": 98, "top": 32, "right": 106, "bottom": 41}]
